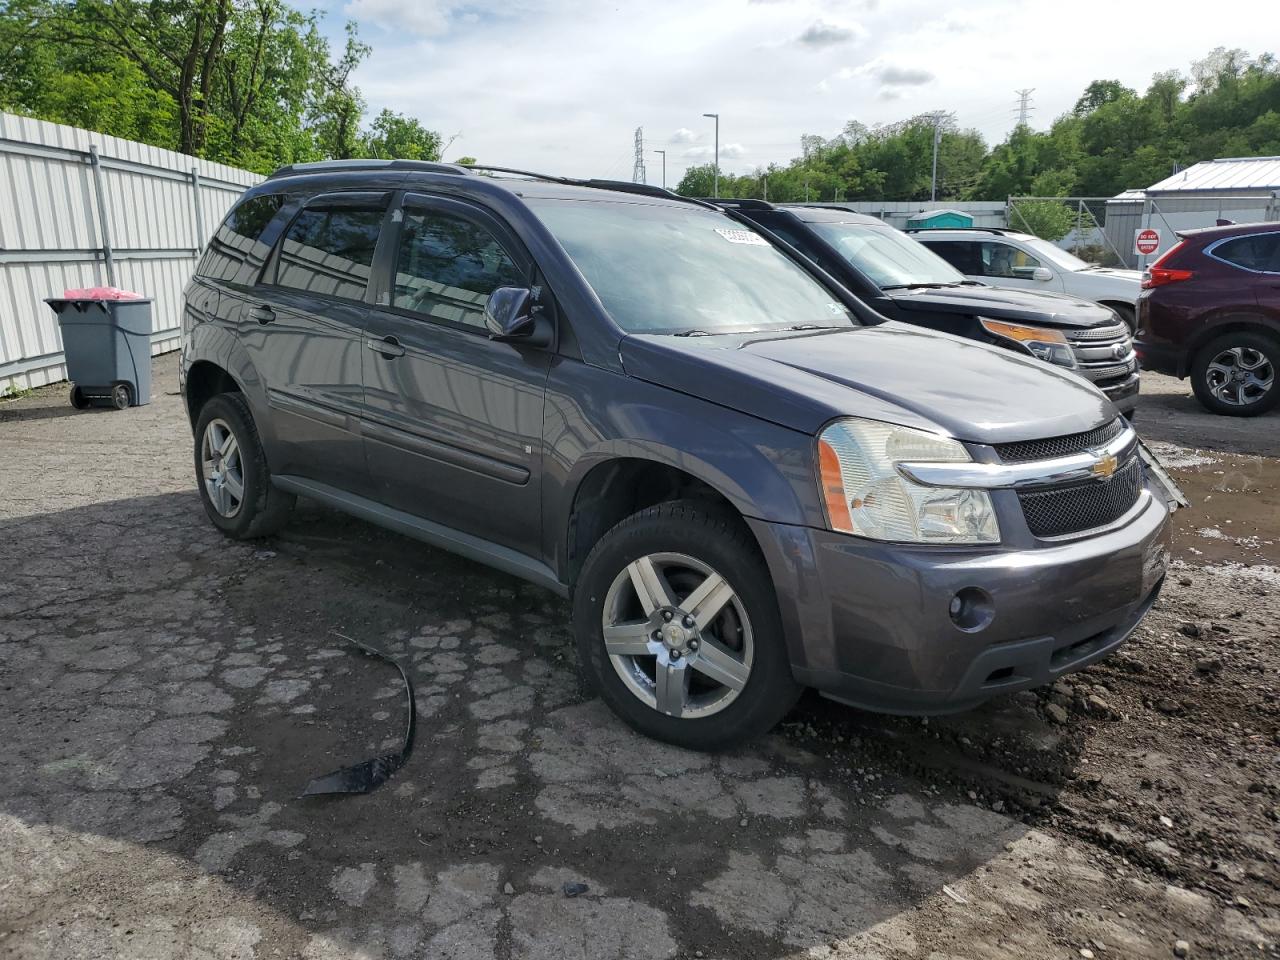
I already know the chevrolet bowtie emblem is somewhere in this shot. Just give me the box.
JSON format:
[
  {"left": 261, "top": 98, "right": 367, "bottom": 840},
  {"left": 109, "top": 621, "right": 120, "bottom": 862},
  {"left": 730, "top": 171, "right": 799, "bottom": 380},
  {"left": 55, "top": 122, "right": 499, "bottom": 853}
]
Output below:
[{"left": 1090, "top": 452, "right": 1118, "bottom": 480}]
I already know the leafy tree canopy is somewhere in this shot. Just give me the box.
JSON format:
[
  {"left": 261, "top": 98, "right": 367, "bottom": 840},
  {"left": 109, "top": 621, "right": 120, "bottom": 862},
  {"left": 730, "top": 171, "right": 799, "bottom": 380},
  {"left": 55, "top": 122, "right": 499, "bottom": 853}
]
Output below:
[
  {"left": 676, "top": 48, "right": 1280, "bottom": 203},
  {"left": 0, "top": 0, "right": 444, "bottom": 174}
]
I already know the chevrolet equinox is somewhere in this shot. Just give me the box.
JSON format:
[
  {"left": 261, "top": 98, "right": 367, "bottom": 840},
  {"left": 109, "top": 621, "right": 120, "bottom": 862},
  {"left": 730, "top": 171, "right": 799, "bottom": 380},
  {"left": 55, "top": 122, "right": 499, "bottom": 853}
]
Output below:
[{"left": 181, "top": 160, "right": 1170, "bottom": 750}]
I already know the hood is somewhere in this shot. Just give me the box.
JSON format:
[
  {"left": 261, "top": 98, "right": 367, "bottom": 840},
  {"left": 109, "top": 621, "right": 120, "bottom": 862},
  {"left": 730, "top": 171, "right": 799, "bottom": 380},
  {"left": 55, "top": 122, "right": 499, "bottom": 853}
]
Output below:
[
  {"left": 620, "top": 322, "right": 1116, "bottom": 444},
  {"left": 1082, "top": 266, "right": 1143, "bottom": 283},
  {"left": 887, "top": 284, "right": 1116, "bottom": 328}
]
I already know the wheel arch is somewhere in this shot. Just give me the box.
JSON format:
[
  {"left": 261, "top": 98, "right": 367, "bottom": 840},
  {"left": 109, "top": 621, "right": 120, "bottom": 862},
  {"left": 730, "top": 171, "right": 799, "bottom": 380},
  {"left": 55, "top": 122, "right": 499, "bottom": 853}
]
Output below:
[
  {"left": 1183, "top": 314, "right": 1280, "bottom": 378},
  {"left": 184, "top": 360, "right": 244, "bottom": 424},
  {"left": 561, "top": 451, "right": 782, "bottom": 590}
]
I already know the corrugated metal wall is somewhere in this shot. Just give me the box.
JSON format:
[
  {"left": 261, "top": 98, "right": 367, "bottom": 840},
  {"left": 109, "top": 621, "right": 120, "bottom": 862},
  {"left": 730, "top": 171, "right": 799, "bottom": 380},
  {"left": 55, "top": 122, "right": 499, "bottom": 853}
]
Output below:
[
  {"left": 1103, "top": 193, "right": 1280, "bottom": 268},
  {"left": 0, "top": 111, "right": 262, "bottom": 392}
]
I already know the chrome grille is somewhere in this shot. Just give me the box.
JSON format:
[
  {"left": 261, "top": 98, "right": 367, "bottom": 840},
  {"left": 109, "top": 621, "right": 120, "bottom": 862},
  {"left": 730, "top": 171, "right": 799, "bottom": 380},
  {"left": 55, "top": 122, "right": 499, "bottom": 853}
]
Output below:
[
  {"left": 1065, "top": 323, "right": 1137, "bottom": 387},
  {"left": 1065, "top": 322, "right": 1129, "bottom": 341},
  {"left": 1018, "top": 456, "right": 1144, "bottom": 538},
  {"left": 994, "top": 418, "right": 1126, "bottom": 463}
]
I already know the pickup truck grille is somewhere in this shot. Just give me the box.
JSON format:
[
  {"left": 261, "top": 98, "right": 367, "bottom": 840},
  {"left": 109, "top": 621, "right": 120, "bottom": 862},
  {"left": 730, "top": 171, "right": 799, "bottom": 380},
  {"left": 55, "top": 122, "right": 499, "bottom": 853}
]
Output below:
[
  {"left": 1017, "top": 455, "right": 1144, "bottom": 538},
  {"left": 1065, "top": 322, "right": 1137, "bottom": 388},
  {"left": 994, "top": 418, "right": 1125, "bottom": 463}
]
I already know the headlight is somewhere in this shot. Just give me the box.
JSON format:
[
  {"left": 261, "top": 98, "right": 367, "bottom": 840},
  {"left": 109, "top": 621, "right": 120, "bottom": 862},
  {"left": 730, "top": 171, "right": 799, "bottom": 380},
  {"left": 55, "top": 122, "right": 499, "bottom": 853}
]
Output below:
[
  {"left": 817, "top": 418, "right": 1000, "bottom": 544},
  {"left": 980, "top": 318, "right": 1076, "bottom": 368}
]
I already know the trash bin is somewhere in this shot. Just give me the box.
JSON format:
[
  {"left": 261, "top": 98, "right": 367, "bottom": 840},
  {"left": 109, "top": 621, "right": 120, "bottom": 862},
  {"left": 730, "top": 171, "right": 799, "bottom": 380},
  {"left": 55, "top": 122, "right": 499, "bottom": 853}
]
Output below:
[{"left": 44, "top": 296, "right": 153, "bottom": 410}]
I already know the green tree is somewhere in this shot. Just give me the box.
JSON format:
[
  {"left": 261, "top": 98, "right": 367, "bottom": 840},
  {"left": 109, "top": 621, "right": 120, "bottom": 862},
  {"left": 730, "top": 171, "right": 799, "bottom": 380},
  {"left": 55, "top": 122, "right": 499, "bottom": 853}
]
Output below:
[
  {"left": 362, "top": 109, "right": 442, "bottom": 160},
  {"left": 0, "top": 0, "right": 443, "bottom": 174}
]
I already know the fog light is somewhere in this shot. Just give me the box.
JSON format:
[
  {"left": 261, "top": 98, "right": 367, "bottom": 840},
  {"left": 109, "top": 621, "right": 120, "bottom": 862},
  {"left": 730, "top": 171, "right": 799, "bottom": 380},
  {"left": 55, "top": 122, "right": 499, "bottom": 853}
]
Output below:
[{"left": 948, "top": 587, "right": 994, "bottom": 633}]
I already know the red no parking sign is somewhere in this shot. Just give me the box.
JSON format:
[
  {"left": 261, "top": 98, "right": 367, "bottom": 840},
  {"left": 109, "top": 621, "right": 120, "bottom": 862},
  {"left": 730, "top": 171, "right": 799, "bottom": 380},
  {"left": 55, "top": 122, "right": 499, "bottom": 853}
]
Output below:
[{"left": 1134, "top": 228, "right": 1161, "bottom": 256}]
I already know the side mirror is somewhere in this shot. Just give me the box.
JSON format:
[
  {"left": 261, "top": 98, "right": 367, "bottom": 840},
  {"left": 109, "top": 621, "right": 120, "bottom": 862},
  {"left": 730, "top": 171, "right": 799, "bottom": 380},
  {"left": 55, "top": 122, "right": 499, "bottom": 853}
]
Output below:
[
  {"left": 1032, "top": 266, "right": 1053, "bottom": 282},
  {"left": 483, "top": 287, "right": 550, "bottom": 347}
]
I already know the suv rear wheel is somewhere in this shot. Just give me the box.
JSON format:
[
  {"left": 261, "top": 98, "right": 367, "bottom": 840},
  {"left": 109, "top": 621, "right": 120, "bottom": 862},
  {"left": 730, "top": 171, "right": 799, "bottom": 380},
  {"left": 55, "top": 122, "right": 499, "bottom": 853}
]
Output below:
[
  {"left": 194, "top": 393, "right": 295, "bottom": 538},
  {"left": 573, "top": 500, "right": 801, "bottom": 750},
  {"left": 1191, "top": 331, "right": 1280, "bottom": 417}
]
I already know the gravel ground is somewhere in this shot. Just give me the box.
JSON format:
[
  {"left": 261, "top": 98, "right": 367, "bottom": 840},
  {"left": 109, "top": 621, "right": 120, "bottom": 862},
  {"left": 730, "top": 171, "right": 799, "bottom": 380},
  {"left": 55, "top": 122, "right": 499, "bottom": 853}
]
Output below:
[{"left": 0, "top": 359, "right": 1276, "bottom": 960}]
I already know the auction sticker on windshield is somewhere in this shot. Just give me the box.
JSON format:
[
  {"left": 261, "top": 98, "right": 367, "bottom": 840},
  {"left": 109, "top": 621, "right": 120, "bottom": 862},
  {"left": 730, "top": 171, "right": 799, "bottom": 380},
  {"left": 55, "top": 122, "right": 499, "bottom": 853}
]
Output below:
[{"left": 714, "top": 228, "right": 770, "bottom": 246}]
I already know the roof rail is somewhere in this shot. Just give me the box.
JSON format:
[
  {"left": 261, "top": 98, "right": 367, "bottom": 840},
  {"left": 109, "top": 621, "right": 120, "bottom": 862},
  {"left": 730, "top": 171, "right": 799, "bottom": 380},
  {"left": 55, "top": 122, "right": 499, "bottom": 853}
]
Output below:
[
  {"left": 704, "top": 198, "right": 775, "bottom": 210},
  {"left": 266, "top": 159, "right": 470, "bottom": 180},
  {"left": 904, "top": 226, "right": 1017, "bottom": 236},
  {"left": 460, "top": 164, "right": 574, "bottom": 183},
  {"left": 464, "top": 165, "right": 714, "bottom": 207},
  {"left": 784, "top": 203, "right": 869, "bottom": 214}
]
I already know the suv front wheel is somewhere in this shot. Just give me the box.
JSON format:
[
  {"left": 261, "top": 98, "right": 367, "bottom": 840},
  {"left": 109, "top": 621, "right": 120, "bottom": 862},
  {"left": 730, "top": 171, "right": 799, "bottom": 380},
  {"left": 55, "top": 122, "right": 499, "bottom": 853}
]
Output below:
[
  {"left": 1190, "top": 331, "right": 1280, "bottom": 417},
  {"left": 193, "top": 392, "right": 295, "bottom": 538},
  {"left": 573, "top": 500, "right": 801, "bottom": 750}
]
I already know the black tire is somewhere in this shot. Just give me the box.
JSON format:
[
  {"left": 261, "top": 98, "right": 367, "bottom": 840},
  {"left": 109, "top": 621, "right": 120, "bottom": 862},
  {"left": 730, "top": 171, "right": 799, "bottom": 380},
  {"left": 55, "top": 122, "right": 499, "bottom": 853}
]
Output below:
[
  {"left": 573, "top": 499, "right": 801, "bottom": 751},
  {"left": 1190, "top": 331, "right": 1280, "bottom": 417},
  {"left": 193, "top": 392, "right": 295, "bottom": 538},
  {"left": 1110, "top": 303, "right": 1136, "bottom": 333},
  {"left": 110, "top": 383, "right": 132, "bottom": 410},
  {"left": 69, "top": 385, "right": 90, "bottom": 409}
]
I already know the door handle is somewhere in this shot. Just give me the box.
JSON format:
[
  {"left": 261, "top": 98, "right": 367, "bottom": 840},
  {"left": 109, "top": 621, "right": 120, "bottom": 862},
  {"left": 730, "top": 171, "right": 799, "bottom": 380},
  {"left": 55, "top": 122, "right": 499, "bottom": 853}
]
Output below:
[
  {"left": 367, "top": 335, "right": 405, "bottom": 358},
  {"left": 249, "top": 305, "right": 275, "bottom": 325}
]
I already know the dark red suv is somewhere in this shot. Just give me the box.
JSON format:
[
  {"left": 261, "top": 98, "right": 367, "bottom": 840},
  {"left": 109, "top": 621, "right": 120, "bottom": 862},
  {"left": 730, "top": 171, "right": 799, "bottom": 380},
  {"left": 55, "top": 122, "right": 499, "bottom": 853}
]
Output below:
[{"left": 1136, "top": 222, "right": 1280, "bottom": 416}]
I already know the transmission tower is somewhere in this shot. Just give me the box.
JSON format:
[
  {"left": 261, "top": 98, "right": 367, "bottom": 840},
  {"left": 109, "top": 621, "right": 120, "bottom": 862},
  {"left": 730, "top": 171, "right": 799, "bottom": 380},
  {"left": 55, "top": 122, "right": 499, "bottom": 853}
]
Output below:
[
  {"left": 632, "top": 127, "right": 646, "bottom": 184},
  {"left": 1014, "top": 88, "right": 1036, "bottom": 128}
]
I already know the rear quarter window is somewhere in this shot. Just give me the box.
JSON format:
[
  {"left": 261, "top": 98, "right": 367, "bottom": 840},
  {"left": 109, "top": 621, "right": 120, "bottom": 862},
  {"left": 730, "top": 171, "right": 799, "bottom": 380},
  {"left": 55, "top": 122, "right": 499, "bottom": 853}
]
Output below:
[
  {"left": 1212, "top": 234, "right": 1280, "bottom": 272},
  {"left": 196, "top": 194, "right": 285, "bottom": 286}
]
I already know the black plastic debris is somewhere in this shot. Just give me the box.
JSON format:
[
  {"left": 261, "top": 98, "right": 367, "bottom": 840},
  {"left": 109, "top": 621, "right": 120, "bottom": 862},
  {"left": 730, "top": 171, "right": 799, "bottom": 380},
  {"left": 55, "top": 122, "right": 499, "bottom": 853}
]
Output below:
[
  {"left": 299, "top": 632, "right": 416, "bottom": 798},
  {"left": 562, "top": 882, "right": 589, "bottom": 898}
]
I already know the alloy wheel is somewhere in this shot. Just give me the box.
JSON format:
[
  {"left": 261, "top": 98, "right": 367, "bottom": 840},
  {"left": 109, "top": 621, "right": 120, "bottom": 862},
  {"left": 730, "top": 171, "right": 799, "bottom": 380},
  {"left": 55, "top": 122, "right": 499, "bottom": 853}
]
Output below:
[
  {"left": 201, "top": 418, "right": 245, "bottom": 518},
  {"left": 601, "top": 552, "right": 753, "bottom": 719},
  {"left": 1205, "top": 346, "right": 1274, "bottom": 407}
]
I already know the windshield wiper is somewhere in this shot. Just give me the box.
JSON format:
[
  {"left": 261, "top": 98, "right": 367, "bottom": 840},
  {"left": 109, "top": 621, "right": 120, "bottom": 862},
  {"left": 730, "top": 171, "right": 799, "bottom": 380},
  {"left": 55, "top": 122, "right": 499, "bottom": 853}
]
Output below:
[
  {"left": 880, "top": 282, "right": 960, "bottom": 290},
  {"left": 787, "top": 323, "right": 847, "bottom": 331},
  {"left": 672, "top": 328, "right": 713, "bottom": 337}
]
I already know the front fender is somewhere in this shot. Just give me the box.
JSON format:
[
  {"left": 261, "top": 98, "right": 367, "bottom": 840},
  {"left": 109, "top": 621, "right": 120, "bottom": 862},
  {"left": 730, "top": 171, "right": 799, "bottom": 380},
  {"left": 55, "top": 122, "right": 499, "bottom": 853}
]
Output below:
[{"left": 541, "top": 359, "right": 826, "bottom": 577}]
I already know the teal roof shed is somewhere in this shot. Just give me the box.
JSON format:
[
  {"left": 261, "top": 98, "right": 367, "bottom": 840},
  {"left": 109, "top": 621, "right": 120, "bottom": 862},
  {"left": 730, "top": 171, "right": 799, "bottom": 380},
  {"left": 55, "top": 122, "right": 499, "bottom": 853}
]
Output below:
[{"left": 905, "top": 208, "right": 974, "bottom": 229}]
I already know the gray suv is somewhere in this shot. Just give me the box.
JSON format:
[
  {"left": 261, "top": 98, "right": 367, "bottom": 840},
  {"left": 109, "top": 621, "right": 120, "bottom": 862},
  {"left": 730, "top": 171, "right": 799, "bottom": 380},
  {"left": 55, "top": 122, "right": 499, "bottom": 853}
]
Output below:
[{"left": 181, "top": 160, "right": 1170, "bottom": 750}]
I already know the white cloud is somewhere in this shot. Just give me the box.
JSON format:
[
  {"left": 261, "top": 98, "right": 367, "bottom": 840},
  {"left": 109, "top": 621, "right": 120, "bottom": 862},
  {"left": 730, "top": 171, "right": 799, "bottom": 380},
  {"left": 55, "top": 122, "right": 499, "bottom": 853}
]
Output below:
[
  {"left": 345, "top": 0, "right": 451, "bottom": 36},
  {"left": 878, "top": 64, "right": 934, "bottom": 86},
  {"left": 796, "top": 19, "right": 864, "bottom": 47},
  {"left": 336, "top": 0, "right": 1275, "bottom": 188},
  {"left": 684, "top": 143, "right": 747, "bottom": 160}
]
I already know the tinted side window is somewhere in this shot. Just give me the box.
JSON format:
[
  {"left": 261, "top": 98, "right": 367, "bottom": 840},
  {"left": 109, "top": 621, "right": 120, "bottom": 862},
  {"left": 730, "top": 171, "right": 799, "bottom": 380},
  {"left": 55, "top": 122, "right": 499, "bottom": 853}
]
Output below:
[
  {"left": 393, "top": 210, "right": 524, "bottom": 329},
  {"left": 1214, "top": 234, "right": 1280, "bottom": 272},
  {"left": 923, "top": 240, "right": 983, "bottom": 275},
  {"left": 274, "top": 207, "right": 384, "bottom": 301},
  {"left": 196, "top": 194, "right": 283, "bottom": 285}
]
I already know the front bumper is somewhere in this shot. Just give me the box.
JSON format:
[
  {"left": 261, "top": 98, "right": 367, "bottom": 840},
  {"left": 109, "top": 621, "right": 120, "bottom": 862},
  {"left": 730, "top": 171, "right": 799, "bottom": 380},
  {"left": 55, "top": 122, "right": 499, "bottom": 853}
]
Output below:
[
  {"left": 1099, "top": 372, "right": 1139, "bottom": 414},
  {"left": 748, "top": 485, "right": 1169, "bottom": 714}
]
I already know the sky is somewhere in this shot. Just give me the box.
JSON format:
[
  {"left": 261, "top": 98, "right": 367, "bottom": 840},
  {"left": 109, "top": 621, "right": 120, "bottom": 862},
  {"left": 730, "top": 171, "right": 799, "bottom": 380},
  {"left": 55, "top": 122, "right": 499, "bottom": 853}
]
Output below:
[{"left": 310, "top": 0, "right": 1273, "bottom": 188}]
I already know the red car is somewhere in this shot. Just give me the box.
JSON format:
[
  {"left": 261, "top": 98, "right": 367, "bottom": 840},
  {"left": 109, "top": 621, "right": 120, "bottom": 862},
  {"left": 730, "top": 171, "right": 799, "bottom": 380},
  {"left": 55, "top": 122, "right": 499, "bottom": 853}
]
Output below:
[{"left": 1136, "top": 221, "right": 1280, "bottom": 416}]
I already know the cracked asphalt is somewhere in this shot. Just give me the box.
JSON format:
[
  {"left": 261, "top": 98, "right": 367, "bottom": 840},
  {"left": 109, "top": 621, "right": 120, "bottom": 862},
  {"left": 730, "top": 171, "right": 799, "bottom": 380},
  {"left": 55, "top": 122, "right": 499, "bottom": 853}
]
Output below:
[{"left": 1, "top": 356, "right": 1276, "bottom": 959}]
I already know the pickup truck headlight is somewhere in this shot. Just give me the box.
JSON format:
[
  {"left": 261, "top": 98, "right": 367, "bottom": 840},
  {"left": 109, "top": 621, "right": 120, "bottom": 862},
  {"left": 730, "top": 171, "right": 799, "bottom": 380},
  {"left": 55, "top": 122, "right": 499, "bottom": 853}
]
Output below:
[
  {"left": 980, "top": 318, "right": 1076, "bottom": 368},
  {"left": 817, "top": 418, "right": 1000, "bottom": 544}
]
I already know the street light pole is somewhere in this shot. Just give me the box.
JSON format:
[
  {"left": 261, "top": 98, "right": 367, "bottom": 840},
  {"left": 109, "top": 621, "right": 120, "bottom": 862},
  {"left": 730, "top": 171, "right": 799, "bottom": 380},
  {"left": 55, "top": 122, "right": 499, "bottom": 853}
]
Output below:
[
  {"left": 653, "top": 149, "right": 667, "bottom": 189},
  {"left": 703, "top": 112, "right": 719, "bottom": 198}
]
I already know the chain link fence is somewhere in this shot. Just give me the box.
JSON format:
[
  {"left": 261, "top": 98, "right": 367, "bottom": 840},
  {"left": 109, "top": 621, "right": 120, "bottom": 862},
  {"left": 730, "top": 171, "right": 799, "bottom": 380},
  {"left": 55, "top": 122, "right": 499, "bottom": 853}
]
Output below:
[{"left": 1008, "top": 193, "right": 1280, "bottom": 269}]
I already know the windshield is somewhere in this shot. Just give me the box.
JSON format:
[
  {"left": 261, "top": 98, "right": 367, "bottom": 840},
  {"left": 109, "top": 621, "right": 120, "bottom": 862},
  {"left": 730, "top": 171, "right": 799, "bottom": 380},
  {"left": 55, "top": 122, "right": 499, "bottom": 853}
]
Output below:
[
  {"left": 1019, "top": 236, "right": 1091, "bottom": 271},
  {"left": 527, "top": 198, "right": 856, "bottom": 334},
  {"left": 809, "top": 221, "right": 965, "bottom": 288}
]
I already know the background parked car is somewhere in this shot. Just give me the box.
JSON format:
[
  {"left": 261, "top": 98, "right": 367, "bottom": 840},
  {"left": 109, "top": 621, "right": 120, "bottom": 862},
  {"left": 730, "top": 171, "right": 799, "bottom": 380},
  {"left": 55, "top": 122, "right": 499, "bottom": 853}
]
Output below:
[
  {"left": 717, "top": 202, "right": 1139, "bottom": 417},
  {"left": 912, "top": 227, "right": 1142, "bottom": 331},
  {"left": 1135, "top": 221, "right": 1280, "bottom": 416}
]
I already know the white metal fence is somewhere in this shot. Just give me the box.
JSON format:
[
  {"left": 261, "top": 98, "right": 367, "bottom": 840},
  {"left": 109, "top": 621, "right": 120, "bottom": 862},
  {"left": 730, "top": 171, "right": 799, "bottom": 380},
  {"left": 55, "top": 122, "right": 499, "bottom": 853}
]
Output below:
[{"left": 0, "top": 111, "right": 261, "bottom": 392}]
